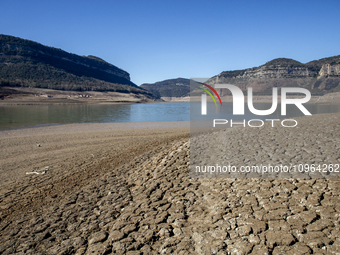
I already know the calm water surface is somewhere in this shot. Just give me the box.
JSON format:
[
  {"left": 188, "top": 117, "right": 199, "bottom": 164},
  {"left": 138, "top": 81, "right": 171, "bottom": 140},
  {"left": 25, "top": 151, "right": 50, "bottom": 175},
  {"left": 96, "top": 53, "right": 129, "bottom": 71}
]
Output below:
[
  {"left": 1, "top": 102, "right": 340, "bottom": 130},
  {"left": 0, "top": 102, "right": 189, "bottom": 130}
]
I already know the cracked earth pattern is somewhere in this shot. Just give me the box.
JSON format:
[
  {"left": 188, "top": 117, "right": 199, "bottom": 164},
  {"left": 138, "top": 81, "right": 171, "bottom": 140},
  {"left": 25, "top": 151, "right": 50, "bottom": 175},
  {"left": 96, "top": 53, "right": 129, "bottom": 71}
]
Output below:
[{"left": 1, "top": 114, "right": 340, "bottom": 254}]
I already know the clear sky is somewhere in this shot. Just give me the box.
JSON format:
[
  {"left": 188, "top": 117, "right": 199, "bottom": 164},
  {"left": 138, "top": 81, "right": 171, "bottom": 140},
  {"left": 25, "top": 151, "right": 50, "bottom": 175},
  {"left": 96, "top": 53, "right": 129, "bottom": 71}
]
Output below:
[{"left": 1, "top": 0, "right": 339, "bottom": 85}]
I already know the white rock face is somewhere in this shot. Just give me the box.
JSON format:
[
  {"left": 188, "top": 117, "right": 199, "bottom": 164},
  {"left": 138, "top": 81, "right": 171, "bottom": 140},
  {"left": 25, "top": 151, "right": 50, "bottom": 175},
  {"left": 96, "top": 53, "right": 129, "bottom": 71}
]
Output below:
[
  {"left": 318, "top": 64, "right": 340, "bottom": 77},
  {"left": 206, "top": 58, "right": 340, "bottom": 94}
]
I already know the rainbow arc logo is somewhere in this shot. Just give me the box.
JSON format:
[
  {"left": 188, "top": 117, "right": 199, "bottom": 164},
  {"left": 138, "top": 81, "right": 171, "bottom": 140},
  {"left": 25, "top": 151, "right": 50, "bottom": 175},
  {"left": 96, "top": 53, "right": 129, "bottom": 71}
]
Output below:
[
  {"left": 198, "top": 82, "right": 222, "bottom": 115},
  {"left": 198, "top": 82, "right": 222, "bottom": 106}
]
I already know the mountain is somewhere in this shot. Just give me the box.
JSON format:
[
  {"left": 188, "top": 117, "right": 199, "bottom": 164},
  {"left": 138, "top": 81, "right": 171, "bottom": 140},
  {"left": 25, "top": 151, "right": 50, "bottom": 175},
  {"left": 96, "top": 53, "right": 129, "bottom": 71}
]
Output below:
[
  {"left": 206, "top": 56, "right": 340, "bottom": 95},
  {"left": 140, "top": 78, "right": 190, "bottom": 98},
  {"left": 0, "top": 34, "right": 152, "bottom": 96}
]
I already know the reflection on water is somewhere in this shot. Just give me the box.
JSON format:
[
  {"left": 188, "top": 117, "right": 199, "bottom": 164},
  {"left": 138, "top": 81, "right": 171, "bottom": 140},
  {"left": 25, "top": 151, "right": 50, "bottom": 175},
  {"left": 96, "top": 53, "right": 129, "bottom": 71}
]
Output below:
[
  {"left": 0, "top": 102, "right": 190, "bottom": 130},
  {"left": 1, "top": 102, "right": 340, "bottom": 130}
]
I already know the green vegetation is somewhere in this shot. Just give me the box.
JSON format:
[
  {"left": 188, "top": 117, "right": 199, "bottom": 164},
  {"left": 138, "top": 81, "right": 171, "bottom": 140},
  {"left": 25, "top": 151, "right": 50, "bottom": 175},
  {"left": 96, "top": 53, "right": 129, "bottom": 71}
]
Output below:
[
  {"left": 0, "top": 34, "right": 152, "bottom": 96},
  {"left": 219, "top": 69, "right": 246, "bottom": 78},
  {"left": 306, "top": 55, "right": 340, "bottom": 68},
  {"left": 140, "top": 78, "right": 190, "bottom": 98},
  {"left": 262, "top": 58, "right": 304, "bottom": 67}
]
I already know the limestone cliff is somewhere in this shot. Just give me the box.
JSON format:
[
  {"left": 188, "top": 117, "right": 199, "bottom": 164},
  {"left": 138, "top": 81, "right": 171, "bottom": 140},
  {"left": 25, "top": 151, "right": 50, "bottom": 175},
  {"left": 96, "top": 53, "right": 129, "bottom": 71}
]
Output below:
[
  {"left": 318, "top": 63, "right": 340, "bottom": 77},
  {"left": 207, "top": 56, "right": 340, "bottom": 95}
]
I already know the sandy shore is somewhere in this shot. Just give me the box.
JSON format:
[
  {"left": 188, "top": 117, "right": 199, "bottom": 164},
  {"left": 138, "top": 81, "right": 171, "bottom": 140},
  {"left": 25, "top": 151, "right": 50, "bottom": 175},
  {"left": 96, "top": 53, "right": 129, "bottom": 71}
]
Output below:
[
  {"left": 1, "top": 115, "right": 340, "bottom": 254},
  {"left": 0, "top": 121, "right": 190, "bottom": 184}
]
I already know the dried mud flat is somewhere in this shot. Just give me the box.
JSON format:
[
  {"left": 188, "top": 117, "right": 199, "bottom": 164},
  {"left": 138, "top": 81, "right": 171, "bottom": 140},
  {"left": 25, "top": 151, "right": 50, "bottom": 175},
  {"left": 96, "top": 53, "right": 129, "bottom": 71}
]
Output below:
[{"left": 0, "top": 115, "right": 340, "bottom": 255}]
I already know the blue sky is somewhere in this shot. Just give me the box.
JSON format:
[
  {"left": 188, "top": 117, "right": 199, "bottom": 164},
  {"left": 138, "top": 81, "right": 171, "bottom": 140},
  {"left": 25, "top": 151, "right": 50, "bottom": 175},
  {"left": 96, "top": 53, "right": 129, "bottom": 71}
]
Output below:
[{"left": 1, "top": 0, "right": 339, "bottom": 85}]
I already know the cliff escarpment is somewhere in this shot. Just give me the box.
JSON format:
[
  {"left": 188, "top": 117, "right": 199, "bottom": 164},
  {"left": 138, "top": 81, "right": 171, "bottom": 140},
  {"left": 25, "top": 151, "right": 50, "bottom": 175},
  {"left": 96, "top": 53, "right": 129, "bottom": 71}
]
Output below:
[
  {"left": 207, "top": 56, "right": 340, "bottom": 95},
  {"left": 0, "top": 34, "right": 152, "bottom": 96}
]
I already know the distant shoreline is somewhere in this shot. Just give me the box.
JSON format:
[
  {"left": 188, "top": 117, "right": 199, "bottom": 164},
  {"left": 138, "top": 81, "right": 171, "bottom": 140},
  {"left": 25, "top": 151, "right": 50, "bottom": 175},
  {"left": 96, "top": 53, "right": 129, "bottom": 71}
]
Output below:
[
  {"left": 2, "top": 86, "right": 340, "bottom": 105},
  {"left": 0, "top": 86, "right": 158, "bottom": 105},
  {"left": 162, "top": 93, "right": 340, "bottom": 105}
]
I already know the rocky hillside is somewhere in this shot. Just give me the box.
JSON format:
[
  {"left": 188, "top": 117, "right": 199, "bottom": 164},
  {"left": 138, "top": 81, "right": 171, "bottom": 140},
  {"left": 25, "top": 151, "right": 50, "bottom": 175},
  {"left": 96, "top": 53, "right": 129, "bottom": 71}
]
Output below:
[
  {"left": 140, "top": 78, "right": 190, "bottom": 98},
  {"left": 0, "top": 35, "right": 152, "bottom": 96},
  {"left": 207, "top": 56, "right": 340, "bottom": 95}
]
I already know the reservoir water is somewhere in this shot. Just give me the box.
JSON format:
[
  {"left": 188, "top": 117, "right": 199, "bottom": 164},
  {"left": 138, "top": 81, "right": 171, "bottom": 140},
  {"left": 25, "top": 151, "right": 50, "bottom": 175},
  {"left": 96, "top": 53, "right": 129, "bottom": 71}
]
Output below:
[{"left": 1, "top": 102, "right": 340, "bottom": 130}]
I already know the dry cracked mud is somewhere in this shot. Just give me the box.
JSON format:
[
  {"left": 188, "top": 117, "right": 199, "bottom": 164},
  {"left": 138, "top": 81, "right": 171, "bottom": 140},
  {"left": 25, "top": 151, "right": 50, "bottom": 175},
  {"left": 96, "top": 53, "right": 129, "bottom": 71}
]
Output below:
[{"left": 0, "top": 114, "right": 340, "bottom": 254}]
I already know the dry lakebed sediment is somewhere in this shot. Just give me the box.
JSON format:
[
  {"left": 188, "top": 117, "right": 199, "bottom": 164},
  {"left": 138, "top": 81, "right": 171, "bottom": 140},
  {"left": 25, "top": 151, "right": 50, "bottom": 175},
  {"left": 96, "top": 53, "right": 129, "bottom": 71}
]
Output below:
[{"left": 0, "top": 114, "right": 340, "bottom": 254}]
